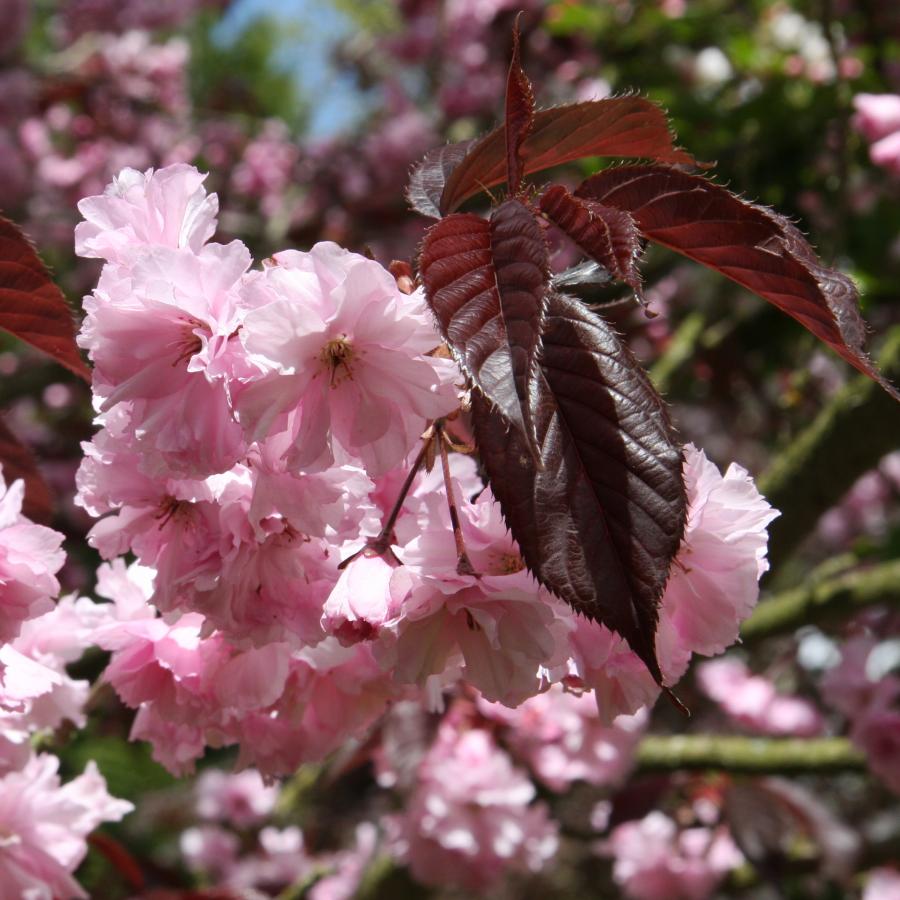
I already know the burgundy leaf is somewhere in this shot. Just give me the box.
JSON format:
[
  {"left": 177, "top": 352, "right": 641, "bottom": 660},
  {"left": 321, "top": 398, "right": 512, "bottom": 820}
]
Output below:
[
  {"left": 406, "top": 139, "right": 477, "bottom": 219},
  {"left": 439, "top": 97, "right": 697, "bottom": 215},
  {"left": 577, "top": 166, "right": 899, "bottom": 399},
  {"left": 0, "top": 217, "right": 90, "bottom": 380},
  {"left": 504, "top": 16, "right": 535, "bottom": 195},
  {"left": 419, "top": 199, "right": 549, "bottom": 455},
  {"left": 471, "top": 292, "right": 686, "bottom": 683},
  {"left": 0, "top": 415, "right": 53, "bottom": 523},
  {"left": 539, "top": 184, "right": 643, "bottom": 294}
]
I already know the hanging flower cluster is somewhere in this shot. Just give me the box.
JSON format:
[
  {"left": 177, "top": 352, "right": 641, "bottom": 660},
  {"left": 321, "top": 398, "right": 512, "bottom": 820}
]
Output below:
[{"left": 71, "top": 164, "right": 778, "bottom": 794}]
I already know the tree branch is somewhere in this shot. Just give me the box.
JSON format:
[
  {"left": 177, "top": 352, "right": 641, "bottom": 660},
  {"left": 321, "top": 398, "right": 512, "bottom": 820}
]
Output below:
[
  {"left": 636, "top": 735, "right": 865, "bottom": 774},
  {"left": 742, "top": 558, "right": 900, "bottom": 642},
  {"left": 759, "top": 326, "right": 900, "bottom": 576}
]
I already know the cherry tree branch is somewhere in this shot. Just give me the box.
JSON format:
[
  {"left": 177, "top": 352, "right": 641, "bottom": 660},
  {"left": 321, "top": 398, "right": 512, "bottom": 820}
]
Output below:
[
  {"left": 760, "top": 326, "right": 900, "bottom": 577},
  {"left": 636, "top": 735, "right": 865, "bottom": 774},
  {"left": 741, "top": 558, "right": 900, "bottom": 643}
]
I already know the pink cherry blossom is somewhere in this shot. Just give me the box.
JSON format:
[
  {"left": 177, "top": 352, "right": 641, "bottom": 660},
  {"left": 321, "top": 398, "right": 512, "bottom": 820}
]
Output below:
[
  {"left": 74, "top": 163, "right": 218, "bottom": 263},
  {"left": 697, "top": 657, "right": 824, "bottom": 737},
  {"left": 236, "top": 243, "right": 459, "bottom": 475},
  {"left": 567, "top": 616, "right": 660, "bottom": 723},
  {"left": 0, "top": 753, "right": 132, "bottom": 900},
  {"left": 603, "top": 812, "right": 744, "bottom": 900},
  {"left": 321, "top": 553, "right": 411, "bottom": 647},
  {"left": 78, "top": 241, "right": 250, "bottom": 479},
  {"left": 657, "top": 444, "right": 779, "bottom": 666},
  {"left": 0, "top": 470, "right": 66, "bottom": 645}
]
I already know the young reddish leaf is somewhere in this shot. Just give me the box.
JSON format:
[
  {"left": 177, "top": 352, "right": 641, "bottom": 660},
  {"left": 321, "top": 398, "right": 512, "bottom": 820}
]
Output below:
[
  {"left": 419, "top": 198, "right": 550, "bottom": 456},
  {"left": 0, "top": 416, "right": 53, "bottom": 523},
  {"left": 407, "top": 139, "right": 477, "bottom": 219},
  {"left": 577, "top": 165, "right": 899, "bottom": 399},
  {"left": 0, "top": 217, "right": 89, "bottom": 381},
  {"left": 539, "top": 184, "right": 644, "bottom": 295},
  {"left": 471, "top": 292, "right": 686, "bottom": 684},
  {"left": 504, "top": 16, "right": 535, "bottom": 195},
  {"left": 439, "top": 97, "right": 697, "bottom": 215}
]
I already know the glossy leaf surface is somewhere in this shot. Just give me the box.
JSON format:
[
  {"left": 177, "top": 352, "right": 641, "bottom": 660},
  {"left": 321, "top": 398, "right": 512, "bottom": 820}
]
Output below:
[
  {"left": 577, "top": 165, "right": 898, "bottom": 398},
  {"left": 471, "top": 292, "right": 686, "bottom": 683},
  {"left": 420, "top": 199, "right": 549, "bottom": 453}
]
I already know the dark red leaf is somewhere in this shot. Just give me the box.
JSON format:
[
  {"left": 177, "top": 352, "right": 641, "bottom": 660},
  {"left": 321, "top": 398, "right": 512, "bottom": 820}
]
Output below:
[
  {"left": 419, "top": 199, "right": 549, "bottom": 455},
  {"left": 0, "top": 217, "right": 89, "bottom": 380},
  {"left": 577, "top": 165, "right": 899, "bottom": 399},
  {"left": 439, "top": 97, "right": 697, "bottom": 215},
  {"left": 0, "top": 415, "right": 53, "bottom": 523},
  {"left": 725, "top": 778, "right": 859, "bottom": 881},
  {"left": 539, "top": 184, "right": 644, "bottom": 294},
  {"left": 471, "top": 292, "right": 686, "bottom": 683},
  {"left": 88, "top": 832, "right": 145, "bottom": 892},
  {"left": 504, "top": 16, "right": 535, "bottom": 195},
  {"left": 406, "top": 139, "right": 477, "bottom": 219}
]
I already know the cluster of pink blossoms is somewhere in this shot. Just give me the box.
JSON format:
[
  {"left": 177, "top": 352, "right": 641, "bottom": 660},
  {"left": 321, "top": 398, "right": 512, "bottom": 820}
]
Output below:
[
  {"left": 0, "top": 468, "right": 132, "bottom": 898},
  {"left": 71, "top": 163, "right": 778, "bottom": 888}
]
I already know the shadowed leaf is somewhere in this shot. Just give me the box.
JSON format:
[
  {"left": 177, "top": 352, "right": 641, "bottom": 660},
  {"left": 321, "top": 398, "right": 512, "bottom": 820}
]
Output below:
[
  {"left": 420, "top": 199, "right": 549, "bottom": 455},
  {"left": 540, "top": 184, "right": 644, "bottom": 295},
  {"left": 504, "top": 16, "right": 535, "bottom": 195},
  {"left": 439, "top": 96, "right": 697, "bottom": 215},
  {"left": 0, "top": 416, "right": 53, "bottom": 523},
  {"left": 0, "top": 216, "right": 89, "bottom": 380},
  {"left": 577, "top": 165, "right": 899, "bottom": 399},
  {"left": 407, "top": 139, "right": 477, "bottom": 219},
  {"left": 471, "top": 292, "right": 686, "bottom": 683}
]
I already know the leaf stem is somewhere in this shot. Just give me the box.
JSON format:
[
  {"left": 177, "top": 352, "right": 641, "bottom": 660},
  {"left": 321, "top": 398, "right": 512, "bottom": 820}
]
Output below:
[
  {"left": 435, "top": 421, "right": 478, "bottom": 577},
  {"left": 338, "top": 432, "right": 433, "bottom": 569}
]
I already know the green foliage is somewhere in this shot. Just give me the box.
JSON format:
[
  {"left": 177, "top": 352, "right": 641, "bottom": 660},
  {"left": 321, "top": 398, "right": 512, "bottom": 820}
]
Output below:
[{"left": 188, "top": 11, "right": 308, "bottom": 130}]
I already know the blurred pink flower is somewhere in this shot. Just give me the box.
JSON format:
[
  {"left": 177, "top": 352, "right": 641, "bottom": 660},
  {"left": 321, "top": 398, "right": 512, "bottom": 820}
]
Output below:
[
  {"left": 603, "top": 812, "right": 743, "bottom": 900},
  {"left": 194, "top": 768, "right": 280, "bottom": 828},
  {"left": 697, "top": 657, "right": 824, "bottom": 737},
  {"left": 477, "top": 685, "right": 648, "bottom": 790},
  {"left": 850, "top": 679, "right": 900, "bottom": 795},
  {"left": 853, "top": 94, "right": 900, "bottom": 176},
  {"left": 0, "top": 470, "right": 65, "bottom": 645},
  {"left": 864, "top": 867, "right": 900, "bottom": 900},
  {"left": 853, "top": 94, "right": 900, "bottom": 142},
  {"left": 395, "top": 719, "right": 558, "bottom": 891}
]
